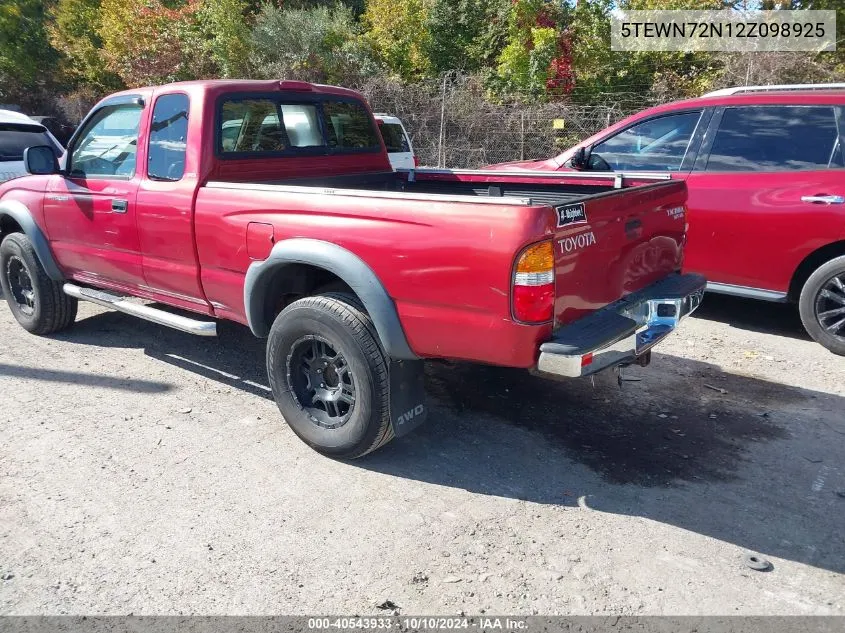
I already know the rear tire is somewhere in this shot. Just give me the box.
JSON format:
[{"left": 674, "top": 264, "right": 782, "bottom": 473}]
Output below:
[
  {"left": 798, "top": 255, "right": 845, "bottom": 356},
  {"left": 0, "top": 233, "right": 77, "bottom": 335},
  {"left": 266, "top": 292, "right": 393, "bottom": 458}
]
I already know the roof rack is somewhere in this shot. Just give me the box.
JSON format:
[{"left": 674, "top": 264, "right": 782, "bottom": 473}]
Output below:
[{"left": 702, "top": 83, "right": 845, "bottom": 97}]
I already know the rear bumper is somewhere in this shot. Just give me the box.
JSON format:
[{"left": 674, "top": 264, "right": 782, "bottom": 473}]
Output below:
[{"left": 536, "top": 273, "right": 705, "bottom": 378}]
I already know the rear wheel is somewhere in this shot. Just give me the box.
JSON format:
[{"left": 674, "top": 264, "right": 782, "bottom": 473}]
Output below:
[
  {"left": 0, "top": 233, "right": 77, "bottom": 335},
  {"left": 266, "top": 292, "right": 393, "bottom": 458},
  {"left": 799, "top": 255, "right": 845, "bottom": 356}
]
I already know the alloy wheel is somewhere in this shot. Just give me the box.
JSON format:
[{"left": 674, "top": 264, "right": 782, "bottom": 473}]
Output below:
[
  {"left": 814, "top": 273, "right": 845, "bottom": 341},
  {"left": 7, "top": 256, "right": 35, "bottom": 316},
  {"left": 286, "top": 336, "right": 356, "bottom": 429}
]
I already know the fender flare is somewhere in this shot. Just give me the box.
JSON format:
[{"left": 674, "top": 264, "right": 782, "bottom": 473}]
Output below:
[
  {"left": 244, "top": 238, "right": 419, "bottom": 361},
  {"left": 0, "top": 200, "right": 64, "bottom": 281}
]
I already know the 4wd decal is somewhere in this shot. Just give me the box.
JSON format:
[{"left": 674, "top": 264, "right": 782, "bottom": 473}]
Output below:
[
  {"left": 666, "top": 206, "right": 685, "bottom": 220},
  {"left": 555, "top": 202, "right": 588, "bottom": 228},
  {"left": 558, "top": 231, "right": 597, "bottom": 254},
  {"left": 396, "top": 404, "right": 425, "bottom": 428}
]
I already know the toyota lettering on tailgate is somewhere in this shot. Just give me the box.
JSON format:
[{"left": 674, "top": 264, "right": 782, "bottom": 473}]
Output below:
[{"left": 558, "top": 231, "right": 597, "bottom": 253}]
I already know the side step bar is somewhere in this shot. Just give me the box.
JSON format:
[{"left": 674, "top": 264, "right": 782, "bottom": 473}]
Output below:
[{"left": 63, "top": 283, "right": 217, "bottom": 337}]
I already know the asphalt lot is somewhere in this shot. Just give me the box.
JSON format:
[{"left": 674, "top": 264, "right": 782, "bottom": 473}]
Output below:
[{"left": 1, "top": 294, "right": 844, "bottom": 615}]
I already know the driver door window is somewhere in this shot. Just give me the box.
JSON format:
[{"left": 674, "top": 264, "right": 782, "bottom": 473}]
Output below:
[
  {"left": 70, "top": 105, "right": 143, "bottom": 178},
  {"left": 45, "top": 101, "right": 146, "bottom": 288},
  {"left": 591, "top": 111, "right": 703, "bottom": 172}
]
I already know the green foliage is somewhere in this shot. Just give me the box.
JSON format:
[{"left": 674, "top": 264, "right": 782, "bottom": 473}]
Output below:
[
  {"left": 2, "top": 0, "right": 845, "bottom": 119},
  {"left": 488, "top": 0, "right": 565, "bottom": 101},
  {"left": 98, "top": 0, "right": 202, "bottom": 87},
  {"left": 284, "top": 0, "right": 366, "bottom": 17},
  {"left": 49, "top": 0, "right": 122, "bottom": 91},
  {"left": 195, "top": 0, "right": 253, "bottom": 77},
  {"left": 250, "top": 2, "right": 375, "bottom": 84},
  {"left": 425, "top": 0, "right": 509, "bottom": 74},
  {"left": 566, "top": 0, "right": 723, "bottom": 102},
  {"left": 0, "top": 0, "right": 57, "bottom": 97},
  {"left": 363, "top": 0, "right": 431, "bottom": 80}
]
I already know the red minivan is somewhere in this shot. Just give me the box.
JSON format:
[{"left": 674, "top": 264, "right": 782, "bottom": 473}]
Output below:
[{"left": 487, "top": 84, "right": 845, "bottom": 355}]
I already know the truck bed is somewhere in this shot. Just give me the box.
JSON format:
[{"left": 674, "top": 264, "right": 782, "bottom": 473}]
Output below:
[
  {"left": 253, "top": 169, "right": 634, "bottom": 208},
  {"left": 205, "top": 168, "right": 687, "bottom": 330}
]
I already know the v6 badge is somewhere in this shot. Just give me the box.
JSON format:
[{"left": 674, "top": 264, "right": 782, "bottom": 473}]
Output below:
[{"left": 555, "top": 202, "right": 588, "bottom": 227}]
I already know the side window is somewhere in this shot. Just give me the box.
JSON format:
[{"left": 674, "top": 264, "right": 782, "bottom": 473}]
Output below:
[
  {"left": 591, "top": 111, "right": 702, "bottom": 172},
  {"left": 70, "top": 105, "right": 143, "bottom": 178},
  {"left": 323, "top": 101, "right": 381, "bottom": 150},
  {"left": 379, "top": 123, "right": 410, "bottom": 153},
  {"left": 148, "top": 94, "right": 189, "bottom": 181},
  {"left": 706, "top": 106, "right": 842, "bottom": 172}
]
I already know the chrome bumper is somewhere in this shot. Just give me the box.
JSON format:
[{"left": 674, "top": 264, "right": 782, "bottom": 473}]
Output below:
[{"left": 536, "top": 273, "right": 705, "bottom": 378}]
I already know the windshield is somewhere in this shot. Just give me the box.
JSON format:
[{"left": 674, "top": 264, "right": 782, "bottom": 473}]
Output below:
[{"left": 0, "top": 124, "right": 57, "bottom": 162}]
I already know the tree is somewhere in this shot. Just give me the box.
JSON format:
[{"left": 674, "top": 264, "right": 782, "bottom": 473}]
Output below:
[
  {"left": 489, "top": 0, "right": 571, "bottom": 101},
  {"left": 49, "top": 0, "right": 122, "bottom": 91},
  {"left": 195, "top": 0, "right": 252, "bottom": 78},
  {"left": 0, "top": 0, "right": 58, "bottom": 102},
  {"left": 98, "top": 0, "right": 206, "bottom": 87},
  {"left": 425, "top": 0, "right": 510, "bottom": 74},
  {"left": 250, "top": 3, "right": 376, "bottom": 84},
  {"left": 565, "top": 0, "right": 724, "bottom": 103},
  {"left": 363, "top": 0, "right": 432, "bottom": 80}
]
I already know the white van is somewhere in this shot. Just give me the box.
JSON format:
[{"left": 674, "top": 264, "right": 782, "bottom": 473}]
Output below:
[{"left": 373, "top": 114, "right": 416, "bottom": 170}]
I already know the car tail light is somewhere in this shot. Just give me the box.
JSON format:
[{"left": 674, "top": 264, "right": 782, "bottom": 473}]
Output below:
[
  {"left": 512, "top": 241, "right": 554, "bottom": 323},
  {"left": 413, "top": 155, "right": 419, "bottom": 168}
]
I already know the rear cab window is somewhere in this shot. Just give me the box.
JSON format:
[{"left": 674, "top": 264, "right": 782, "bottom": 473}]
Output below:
[
  {"left": 218, "top": 96, "right": 381, "bottom": 157},
  {"left": 705, "top": 105, "right": 844, "bottom": 172}
]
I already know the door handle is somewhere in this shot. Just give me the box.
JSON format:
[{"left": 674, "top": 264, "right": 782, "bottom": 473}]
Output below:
[
  {"left": 801, "top": 195, "right": 845, "bottom": 205},
  {"left": 111, "top": 199, "right": 128, "bottom": 213}
]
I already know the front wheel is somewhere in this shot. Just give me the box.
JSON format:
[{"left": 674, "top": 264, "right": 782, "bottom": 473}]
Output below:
[
  {"left": 0, "top": 233, "right": 77, "bottom": 335},
  {"left": 799, "top": 255, "right": 845, "bottom": 356},
  {"left": 266, "top": 292, "right": 393, "bottom": 458}
]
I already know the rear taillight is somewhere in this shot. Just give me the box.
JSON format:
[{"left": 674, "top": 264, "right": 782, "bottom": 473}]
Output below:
[
  {"left": 512, "top": 241, "right": 554, "bottom": 323},
  {"left": 413, "top": 155, "right": 419, "bottom": 167}
]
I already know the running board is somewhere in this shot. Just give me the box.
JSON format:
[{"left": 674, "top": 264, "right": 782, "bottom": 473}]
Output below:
[{"left": 63, "top": 283, "right": 218, "bottom": 336}]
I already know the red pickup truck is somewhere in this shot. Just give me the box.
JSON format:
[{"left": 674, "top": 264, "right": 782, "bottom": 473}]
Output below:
[
  {"left": 0, "top": 79, "right": 704, "bottom": 458},
  {"left": 488, "top": 85, "right": 845, "bottom": 355}
]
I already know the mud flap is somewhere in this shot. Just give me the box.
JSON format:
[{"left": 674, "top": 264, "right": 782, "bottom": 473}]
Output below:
[{"left": 388, "top": 359, "right": 427, "bottom": 437}]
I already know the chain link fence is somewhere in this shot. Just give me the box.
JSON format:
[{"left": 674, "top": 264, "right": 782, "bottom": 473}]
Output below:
[{"left": 357, "top": 73, "right": 660, "bottom": 169}]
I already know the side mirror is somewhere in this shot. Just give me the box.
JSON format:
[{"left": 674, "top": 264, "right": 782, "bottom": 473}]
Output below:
[
  {"left": 571, "top": 146, "right": 592, "bottom": 170},
  {"left": 24, "top": 145, "right": 60, "bottom": 175}
]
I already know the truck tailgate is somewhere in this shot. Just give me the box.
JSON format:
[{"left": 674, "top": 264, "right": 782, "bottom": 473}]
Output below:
[{"left": 552, "top": 180, "right": 687, "bottom": 326}]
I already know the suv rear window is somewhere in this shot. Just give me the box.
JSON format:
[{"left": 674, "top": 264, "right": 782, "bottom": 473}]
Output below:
[
  {"left": 0, "top": 124, "right": 57, "bottom": 162},
  {"left": 218, "top": 97, "right": 380, "bottom": 156},
  {"left": 706, "top": 106, "right": 843, "bottom": 172},
  {"left": 378, "top": 122, "right": 410, "bottom": 153}
]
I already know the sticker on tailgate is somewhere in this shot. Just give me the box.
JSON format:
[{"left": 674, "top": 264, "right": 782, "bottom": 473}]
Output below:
[{"left": 555, "top": 202, "right": 588, "bottom": 227}]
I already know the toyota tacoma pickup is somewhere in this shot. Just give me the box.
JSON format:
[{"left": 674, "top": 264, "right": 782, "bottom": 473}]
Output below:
[{"left": 0, "top": 79, "right": 704, "bottom": 458}]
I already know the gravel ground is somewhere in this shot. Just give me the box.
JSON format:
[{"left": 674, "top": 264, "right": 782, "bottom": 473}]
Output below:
[{"left": 1, "top": 294, "right": 844, "bottom": 615}]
